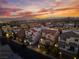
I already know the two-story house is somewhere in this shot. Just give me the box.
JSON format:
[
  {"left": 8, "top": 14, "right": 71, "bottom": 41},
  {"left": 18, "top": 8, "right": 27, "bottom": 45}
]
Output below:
[{"left": 58, "top": 31, "right": 79, "bottom": 58}]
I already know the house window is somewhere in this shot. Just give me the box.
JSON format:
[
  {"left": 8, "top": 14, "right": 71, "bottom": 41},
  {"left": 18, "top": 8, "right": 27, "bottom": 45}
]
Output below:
[
  {"left": 69, "top": 46, "right": 75, "bottom": 52},
  {"left": 59, "top": 41, "right": 65, "bottom": 48},
  {"left": 75, "top": 39, "right": 78, "bottom": 42}
]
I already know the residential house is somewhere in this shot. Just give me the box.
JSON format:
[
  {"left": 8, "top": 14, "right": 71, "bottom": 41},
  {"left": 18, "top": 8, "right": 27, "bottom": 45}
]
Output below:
[
  {"left": 58, "top": 31, "right": 79, "bottom": 55},
  {"left": 40, "top": 29, "right": 59, "bottom": 46}
]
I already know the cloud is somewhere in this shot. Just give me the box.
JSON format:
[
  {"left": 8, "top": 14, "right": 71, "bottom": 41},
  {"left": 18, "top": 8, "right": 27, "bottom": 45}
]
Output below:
[
  {"left": 0, "top": 7, "right": 22, "bottom": 16},
  {"left": 52, "top": 8, "right": 79, "bottom": 17},
  {"left": 0, "top": 0, "right": 8, "bottom": 4},
  {"left": 18, "top": 11, "right": 33, "bottom": 17},
  {"left": 0, "top": 0, "right": 9, "bottom": 7},
  {"left": 54, "top": 7, "right": 79, "bottom": 11},
  {"left": 38, "top": 8, "right": 49, "bottom": 13},
  {"left": 49, "top": 1, "right": 63, "bottom": 7},
  {"left": 0, "top": 0, "right": 21, "bottom": 16},
  {"left": 71, "top": 0, "right": 79, "bottom": 8}
]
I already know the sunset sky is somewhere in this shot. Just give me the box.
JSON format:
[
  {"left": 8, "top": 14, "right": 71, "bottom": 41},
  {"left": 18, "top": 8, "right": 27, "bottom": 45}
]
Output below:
[{"left": 0, "top": 0, "right": 79, "bottom": 18}]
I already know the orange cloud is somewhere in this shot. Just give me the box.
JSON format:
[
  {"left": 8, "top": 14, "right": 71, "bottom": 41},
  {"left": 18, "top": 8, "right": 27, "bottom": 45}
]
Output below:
[
  {"left": 33, "top": 7, "right": 79, "bottom": 19},
  {"left": 18, "top": 6, "right": 79, "bottom": 19},
  {"left": 52, "top": 8, "right": 79, "bottom": 17}
]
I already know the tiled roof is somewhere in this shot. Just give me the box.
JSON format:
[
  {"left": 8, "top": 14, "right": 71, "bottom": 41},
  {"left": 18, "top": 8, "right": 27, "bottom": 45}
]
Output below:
[{"left": 42, "top": 29, "right": 57, "bottom": 35}]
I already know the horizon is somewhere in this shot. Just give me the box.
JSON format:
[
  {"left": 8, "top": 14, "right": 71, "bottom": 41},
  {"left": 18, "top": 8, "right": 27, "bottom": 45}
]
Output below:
[{"left": 0, "top": 17, "right": 79, "bottom": 23}]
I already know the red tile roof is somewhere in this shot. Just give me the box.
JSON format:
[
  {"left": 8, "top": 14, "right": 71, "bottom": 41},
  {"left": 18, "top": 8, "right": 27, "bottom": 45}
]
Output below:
[{"left": 42, "top": 29, "right": 57, "bottom": 35}]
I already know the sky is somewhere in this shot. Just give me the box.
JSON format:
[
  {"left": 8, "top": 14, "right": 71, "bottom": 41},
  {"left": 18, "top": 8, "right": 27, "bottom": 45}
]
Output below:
[{"left": 0, "top": 0, "right": 79, "bottom": 18}]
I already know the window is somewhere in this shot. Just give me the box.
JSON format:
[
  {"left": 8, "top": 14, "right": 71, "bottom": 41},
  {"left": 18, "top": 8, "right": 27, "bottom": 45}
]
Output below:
[
  {"left": 58, "top": 41, "right": 65, "bottom": 48},
  {"left": 75, "top": 39, "right": 78, "bottom": 42}
]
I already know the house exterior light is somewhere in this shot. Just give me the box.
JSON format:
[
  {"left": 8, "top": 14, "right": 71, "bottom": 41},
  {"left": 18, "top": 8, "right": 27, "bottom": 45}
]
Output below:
[
  {"left": 6, "top": 33, "right": 9, "bottom": 38},
  {"left": 55, "top": 44, "right": 58, "bottom": 47},
  {"left": 59, "top": 52, "right": 62, "bottom": 55}
]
